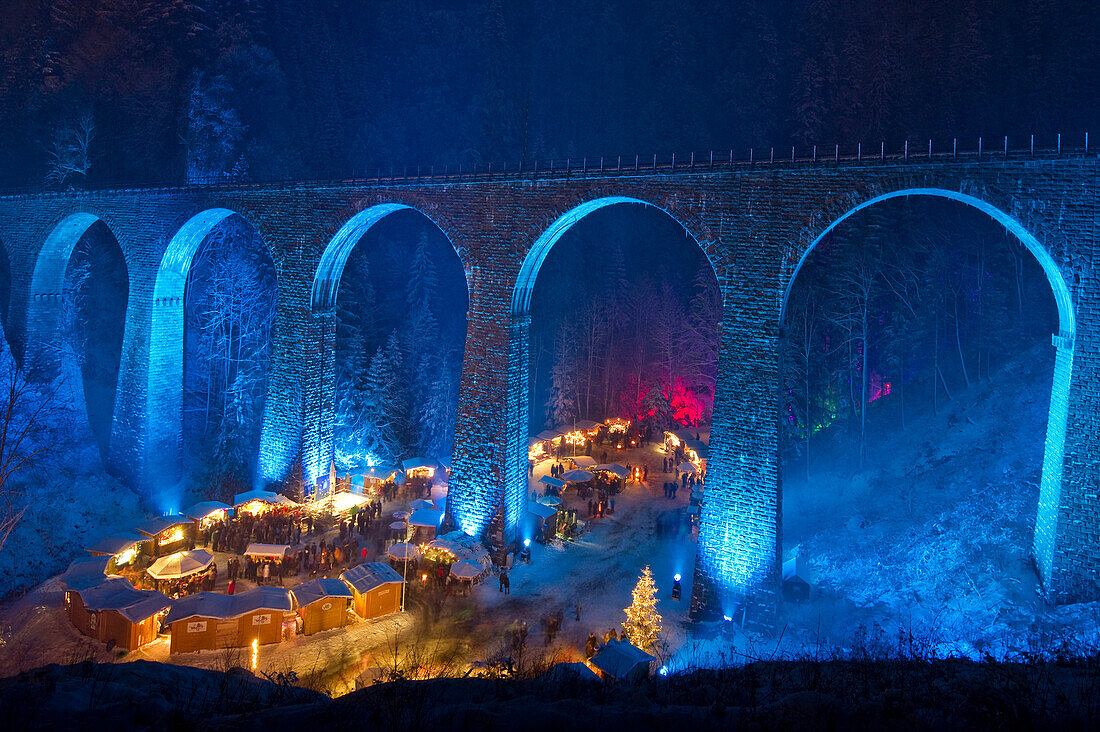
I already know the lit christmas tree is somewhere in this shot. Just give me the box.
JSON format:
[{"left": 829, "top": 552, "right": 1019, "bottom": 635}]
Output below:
[{"left": 623, "top": 565, "right": 662, "bottom": 651}]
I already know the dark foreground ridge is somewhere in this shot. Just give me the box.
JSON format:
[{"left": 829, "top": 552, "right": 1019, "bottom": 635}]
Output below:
[{"left": 3, "top": 657, "right": 1100, "bottom": 731}]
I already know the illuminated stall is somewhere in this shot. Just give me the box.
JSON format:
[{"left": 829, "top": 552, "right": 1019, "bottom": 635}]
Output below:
[
  {"left": 166, "top": 586, "right": 295, "bottom": 654},
  {"left": 136, "top": 515, "right": 195, "bottom": 558},
  {"left": 351, "top": 466, "right": 399, "bottom": 497},
  {"left": 233, "top": 489, "right": 299, "bottom": 516},
  {"left": 65, "top": 576, "right": 170, "bottom": 651},
  {"left": 86, "top": 532, "right": 149, "bottom": 572},
  {"left": 182, "top": 501, "right": 231, "bottom": 533}
]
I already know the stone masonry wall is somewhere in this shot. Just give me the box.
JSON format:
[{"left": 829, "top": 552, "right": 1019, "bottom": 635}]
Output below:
[{"left": 0, "top": 154, "right": 1094, "bottom": 620}]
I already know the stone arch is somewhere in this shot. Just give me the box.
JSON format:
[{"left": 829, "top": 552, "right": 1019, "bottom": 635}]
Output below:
[
  {"left": 780, "top": 187, "right": 1075, "bottom": 595},
  {"left": 26, "top": 212, "right": 129, "bottom": 459},
  {"left": 147, "top": 208, "right": 276, "bottom": 503},
  {"left": 300, "top": 202, "right": 470, "bottom": 494},
  {"left": 312, "top": 202, "right": 467, "bottom": 311},
  {"left": 485, "top": 195, "right": 720, "bottom": 546}
]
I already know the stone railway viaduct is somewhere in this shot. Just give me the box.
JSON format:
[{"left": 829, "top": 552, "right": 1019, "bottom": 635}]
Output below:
[{"left": 0, "top": 152, "right": 1096, "bottom": 622}]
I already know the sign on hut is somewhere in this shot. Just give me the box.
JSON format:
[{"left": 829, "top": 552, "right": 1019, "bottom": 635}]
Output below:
[
  {"left": 341, "top": 562, "right": 405, "bottom": 620},
  {"left": 135, "top": 516, "right": 195, "bottom": 557},
  {"left": 292, "top": 578, "right": 354, "bottom": 635},
  {"left": 64, "top": 576, "right": 170, "bottom": 651},
  {"left": 165, "top": 586, "right": 295, "bottom": 654}
]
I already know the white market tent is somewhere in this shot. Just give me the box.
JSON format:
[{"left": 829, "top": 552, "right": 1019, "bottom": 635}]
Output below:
[
  {"left": 538, "top": 495, "right": 562, "bottom": 507},
  {"left": 409, "top": 498, "right": 436, "bottom": 511},
  {"left": 146, "top": 549, "right": 214, "bottom": 580},
  {"left": 539, "top": 476, "right": 566, "bottom": 489},
  {"left": 386, "top": 542, "right": 420, "bottom": 561},
  {"left": 677, "top": 461, "right": 697, "bottom": 473},
  {"left": 561, "top": 469, "right": 593, "bottom": 483},
  {"left": 568, "top": 455, "right": 597, "bottom": 469},
  {"left": 449, "top": 559, "right": 483, "bottom": 581},
  {"left": 244, "top": 543, "right": 291, "bottom": 558}
]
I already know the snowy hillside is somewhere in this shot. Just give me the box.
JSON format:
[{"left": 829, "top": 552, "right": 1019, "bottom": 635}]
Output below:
[{"left": 775, "top": 345, "right": 1100, "bottom": 659}]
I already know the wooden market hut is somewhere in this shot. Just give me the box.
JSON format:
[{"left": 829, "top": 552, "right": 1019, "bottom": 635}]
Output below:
[
  {"left": 181, "top": 501, "right": 231, "bottom": 534},
  {"left": 341, "top": 562, "right": 405, "bottom": 620},
  {"left": 135, "top": 515, "right": 195, "bottom": 558},
  {"left": 292, "top": 578, "right": 354, "bottom": 635},
  {"left": 67, "top": 576, "right": 170, "bottom": 651},
  {"left": 165, "top": 586, "right": 295, "bottom": 654},
  {"left": 527, "top": 501, "right": 559, "bottom": 542},
  {"left": 586, "top": 639, "right": 655, "bottom": 682},
  {"left": 85, "top": 532, "right": 149, "bottom": 572},
  {"left": 60, "top": 556, "right": 115, "bottom": 632}
]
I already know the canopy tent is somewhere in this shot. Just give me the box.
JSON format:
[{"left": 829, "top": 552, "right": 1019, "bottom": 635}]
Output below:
[
  {"left": 86, "top": 532, "right": 146, "bottom": 558},
  {"left": 567, "top": 455, "right": 597, "bottom": 469},
  {"left": 389, "top": 521, "right": 407, "bottom": 532},
  {"left": 409, "top": 498, "right": 436, "bottom": 511},
  {"left": 60, "top": 556, "right": 115, "bottom": 592},
  {"left": 386, "top": 542, "right": 420, "bottom": 561},
  {"left": 146, "top": 549, "right": 215, "bottom": 580},
  {"left": 539, "top": 476, "right": 566, "bottom": 489},
  {"left": 244, "top": 543, "right": 291, "bottom": 558},
  {"left": 181, "top": 501, "right": 231, "bottom": 522},
  {"left": 408, "top": 508, "right": 445, "bottom": 528},
  {"left": 392, "top": 510, "right": 410, "bottom": 520},
  {"left": 537, "top": 495, "right": 562, "bottom": 507},
  {"left": 677, "top": 461, "right": 697, "bottom": 473},
  {"left": 561, "top": 469, "right": 593, "bottom": 483},
  {"left": 594, "top": 463, "right": 629, "bottom": 479},
  {"left": 448, "top": 559, "right": 483, "bottom": 581}
]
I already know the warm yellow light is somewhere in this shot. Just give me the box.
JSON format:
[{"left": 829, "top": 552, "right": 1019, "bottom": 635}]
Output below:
[
  {"left": 667, "top": 434, "right": 681, "bottom": 447},
  {"left": 250, "top": 637, "right": 259, "bottom": 671},
  {"left": 564, "top": 430, "right": 586, "bottom": 446},
  {"left": 163, "top": 526, "right": 184, "bottom": 544},
  {"left": 243, "top": 500, "right": 266, "bottom": 515},
  {"left": 115, "top": 545, "right": 138, "bottom": 566}
]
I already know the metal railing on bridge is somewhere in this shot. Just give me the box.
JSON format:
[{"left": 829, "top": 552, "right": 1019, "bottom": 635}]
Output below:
[{"left": 1, "top": 132, "right": 1093, "bottom": 197}]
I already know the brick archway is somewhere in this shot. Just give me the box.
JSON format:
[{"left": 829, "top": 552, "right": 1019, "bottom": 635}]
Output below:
[{"left": 781, "top": 187, "right": 1076, "bottom": 597}]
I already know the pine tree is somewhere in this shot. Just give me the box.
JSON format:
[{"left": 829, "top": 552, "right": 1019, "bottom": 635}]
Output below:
[{"left": 622, "top": 565, "right": 662, "bottom": 652}]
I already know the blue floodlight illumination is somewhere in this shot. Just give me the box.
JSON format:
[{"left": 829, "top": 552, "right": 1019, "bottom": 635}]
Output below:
[
  {"left": 523, "top": 538, "right": 531, "bottom": 548},
  {"left": 659, "top": 666, "right": 669, "bottom": 677},
  {"left": 723, "top": 615, "right": 733, "bottom": 623},
  {"left": 674, "top": 573, "right": 681, "bottom": 582}
]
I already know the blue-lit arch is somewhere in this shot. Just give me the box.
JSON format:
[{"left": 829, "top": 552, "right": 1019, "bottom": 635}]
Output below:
[
  {"left": 487, "top": 195, "right": 719, "bottom": 545},
  {"left": 26, "top": 213, "right": 105, "bottom": 369},
  {"left": 146, "top": 208, "right": 266, "bottom": 509},
  {"left": 26, "top": 213, "right": 129, "bottom": 461},
  {"left": 780, "top": 187, "right": 1075, "bottom": 595}
]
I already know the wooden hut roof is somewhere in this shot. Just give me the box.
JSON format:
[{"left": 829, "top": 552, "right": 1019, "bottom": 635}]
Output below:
[
  {"left": 86, "top": 532, "right": 147, "bottom": 556},
  {"left": 292, "top": 578, "right": 353, "bottom": 607},
  {"left": 135, "top": 515, "right": 191, "bottom": 537},
  {"left": 341, "top": 562, "right": 404, "bottom": 594},
  {"left": 165, "top": 586, "right": 294, "bottom": 624},
  {"left": 181, "top": 501, "right": 231, "bottom": 521},
  {"left": 59, "top": 556, "right": 115, "bottom": 592},
  {"left": 78, "top": 578, "right": 171, "bottom": 623}
]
